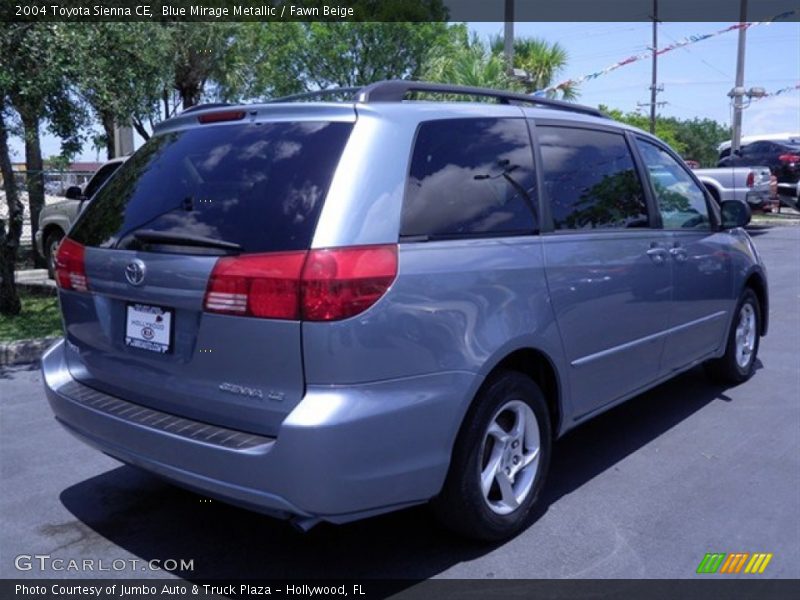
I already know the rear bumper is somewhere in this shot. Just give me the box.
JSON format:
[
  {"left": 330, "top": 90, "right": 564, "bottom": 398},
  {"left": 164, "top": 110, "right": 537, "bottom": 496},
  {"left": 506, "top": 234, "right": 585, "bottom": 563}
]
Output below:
[
  {"left": 41, "top": 340, "right": 474, "bottom": 523},
  {"left": 745, "top": 189, "right": 772, "bottom": 207}
]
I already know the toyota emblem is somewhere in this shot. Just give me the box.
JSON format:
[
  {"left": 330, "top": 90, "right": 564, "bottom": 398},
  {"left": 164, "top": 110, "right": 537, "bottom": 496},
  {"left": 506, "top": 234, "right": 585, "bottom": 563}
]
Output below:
[{"left": 125, "top": 259, "right": 146, "bottom": 286}]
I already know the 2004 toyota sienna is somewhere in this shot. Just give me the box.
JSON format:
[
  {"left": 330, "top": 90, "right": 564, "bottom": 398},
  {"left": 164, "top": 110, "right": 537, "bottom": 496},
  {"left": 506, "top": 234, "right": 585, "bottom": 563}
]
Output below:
[{"left": 42, "top": 81, "right": 768, "bottom": 540}]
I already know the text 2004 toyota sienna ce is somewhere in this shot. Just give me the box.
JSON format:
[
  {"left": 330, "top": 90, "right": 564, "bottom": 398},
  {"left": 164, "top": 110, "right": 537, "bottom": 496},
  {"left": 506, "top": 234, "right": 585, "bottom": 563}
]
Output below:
[{"left": 42, "top": 81, "right": 768, "bottom": 540}]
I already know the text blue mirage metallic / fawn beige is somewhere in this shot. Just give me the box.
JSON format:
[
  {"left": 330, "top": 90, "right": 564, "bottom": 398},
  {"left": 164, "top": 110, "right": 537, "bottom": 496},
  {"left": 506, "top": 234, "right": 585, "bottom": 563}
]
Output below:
[{"left": 42, "top": 81, "right": 768, "bottom": 540}]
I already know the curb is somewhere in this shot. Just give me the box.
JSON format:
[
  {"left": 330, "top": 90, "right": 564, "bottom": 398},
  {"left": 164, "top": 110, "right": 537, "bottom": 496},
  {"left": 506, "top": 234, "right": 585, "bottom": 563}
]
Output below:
[
  {"left": 749, "top": 218, "right": 800, "bottom": 227},
  {"left": 0, "top": 336, "right": 61, "bottom": 366}
]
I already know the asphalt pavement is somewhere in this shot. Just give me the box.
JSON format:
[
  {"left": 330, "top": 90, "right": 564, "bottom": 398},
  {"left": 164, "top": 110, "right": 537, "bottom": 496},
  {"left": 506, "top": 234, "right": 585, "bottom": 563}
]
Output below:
[{"left": 1, "top": 226, "right": 798, "bottom": 580}]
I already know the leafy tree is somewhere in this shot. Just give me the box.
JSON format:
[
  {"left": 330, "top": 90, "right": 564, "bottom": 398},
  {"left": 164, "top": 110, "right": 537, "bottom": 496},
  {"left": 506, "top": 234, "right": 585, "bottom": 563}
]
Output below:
[
  {"left": 214, "top": 23, "right": 307, "bottom": 101},
  {"left": 671, "top": 118, "right": 731, "bottom": 167},
  {"left": 489, "top": 35, "right": 577, "bottom": 99},
  {"left": 601, "top": 106, "right": 685, "bottom": 154},
  {"left": 421, "top": 32, "right": 577, "bottom": 99},
  {"left": 258, "top": 22, "right": 457, "bottom": 95},
  {"left": 422, "top": 31, "right": 519, "bottom": 92},
  {"left": 601, "top": 106, "right": 731, "bottom": 167},
  {"left": 164, "top": 23, "right": 244, "bottom": 110},
  {"left": 74, "top": 23, "right": 170, "bottom": 155},
  {"left": 0, "top": 24, "right": 88, "bottom": 263},
  {"left": 75, "top": 22, "right": 273, "bottom": 146}
]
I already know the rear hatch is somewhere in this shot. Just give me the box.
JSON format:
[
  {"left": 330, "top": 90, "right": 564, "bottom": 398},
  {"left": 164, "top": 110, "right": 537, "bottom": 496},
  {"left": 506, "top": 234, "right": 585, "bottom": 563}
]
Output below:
[{"left": 59, "top": 112, "right": 354, "bottom": 436}]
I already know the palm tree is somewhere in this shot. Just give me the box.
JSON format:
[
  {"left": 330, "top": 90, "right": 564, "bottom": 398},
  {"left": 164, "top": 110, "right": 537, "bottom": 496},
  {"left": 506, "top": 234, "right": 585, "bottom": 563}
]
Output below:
[
  {"left": 489, "top": 35, "right": 577, "bottom": 99},
  {"left": 421, "top": 34, "right": 522, "bottom": 94}
]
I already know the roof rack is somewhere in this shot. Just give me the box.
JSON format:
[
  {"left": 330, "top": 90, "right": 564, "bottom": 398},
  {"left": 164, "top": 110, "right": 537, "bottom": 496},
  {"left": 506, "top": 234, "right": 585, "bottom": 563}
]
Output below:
[
  {"left": 357, "top": 81, "right": 605, "bottom": 118},
  {"left": 269, "top": 80, "right": 604, "bottom": 118},
  {"left": 268, "top": 88, "right": 361, "bottom": 103},
  {"left": 181, "top": 102, "right": 232, "bottom": 115}
]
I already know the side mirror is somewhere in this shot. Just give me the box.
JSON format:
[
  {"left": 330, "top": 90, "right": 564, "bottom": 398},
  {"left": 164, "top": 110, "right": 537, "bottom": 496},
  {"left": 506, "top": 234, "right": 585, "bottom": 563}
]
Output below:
[
  {"left": 720, "top": 200, "right": 751, "bottom": 229},
  {"left": 65, "top": 186, "right": 83, "bottom": 200}
]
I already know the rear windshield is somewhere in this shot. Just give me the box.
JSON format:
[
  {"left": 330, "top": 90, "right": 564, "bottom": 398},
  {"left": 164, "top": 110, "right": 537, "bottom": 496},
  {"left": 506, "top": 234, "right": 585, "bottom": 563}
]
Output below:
[{"left": 70, "top": 121, "right": 353, "bottom": 253}]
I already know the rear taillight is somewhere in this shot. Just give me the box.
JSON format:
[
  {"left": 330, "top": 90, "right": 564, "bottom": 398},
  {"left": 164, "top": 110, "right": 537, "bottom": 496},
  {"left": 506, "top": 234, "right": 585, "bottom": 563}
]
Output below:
[
  {"left": 54, "top": 238, "right": 89, "bottom": 292},
  {"left": 204, "top": 251, "right": 306, "bottom": 319},
  {"left": 778, "top": 153, "right": 800, "bottom": 164},
  {"left": 301, "top": 245, "right": 398, "bottom": 321},
  {"left": 746, "top": 171, "right": 755, "bottom": 187},
  {"left": 203, "top": 245, "right": 397, "bottom": 321}
]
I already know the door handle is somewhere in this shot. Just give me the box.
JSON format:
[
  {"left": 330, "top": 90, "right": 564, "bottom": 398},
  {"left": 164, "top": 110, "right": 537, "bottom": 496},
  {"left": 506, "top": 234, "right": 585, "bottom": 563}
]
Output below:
[
  {"left": 646, "top": 247, "right": 669, "bottom": 265},
  {"left": 669, "top": 245, "right": 688, "bottom": 263}
]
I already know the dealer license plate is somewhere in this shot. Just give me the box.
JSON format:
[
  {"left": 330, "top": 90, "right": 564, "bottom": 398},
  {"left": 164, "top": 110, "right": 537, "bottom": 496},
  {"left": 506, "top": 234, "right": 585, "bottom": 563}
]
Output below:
[{"left": 125, "top": 303, "right": 172, "bottom": 353}]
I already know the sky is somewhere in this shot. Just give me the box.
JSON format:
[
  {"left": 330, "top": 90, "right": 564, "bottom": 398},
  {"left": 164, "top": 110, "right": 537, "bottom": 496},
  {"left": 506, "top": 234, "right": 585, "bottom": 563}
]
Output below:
[
  {"left": 469, "top": 21, "right": 800, "bottom": 132},
  {"left": 7, "top": 20, "right": 800, "bottom": 163}
]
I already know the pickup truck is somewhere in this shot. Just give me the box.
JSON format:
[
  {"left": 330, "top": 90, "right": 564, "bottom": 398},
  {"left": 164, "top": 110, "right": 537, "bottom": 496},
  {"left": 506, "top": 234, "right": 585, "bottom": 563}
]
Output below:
[
  {"left": 36, "top": 156, "right": 126, "bottom": 277},
  {"left": 691, "top": 165, "right": 776, "bottom": 211}
]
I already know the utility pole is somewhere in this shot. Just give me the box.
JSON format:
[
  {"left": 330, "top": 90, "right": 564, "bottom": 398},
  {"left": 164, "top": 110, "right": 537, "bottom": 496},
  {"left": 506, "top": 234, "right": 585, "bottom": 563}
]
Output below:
[
  {"left": 504, "top": 0, "right": 514, "bottom": 74},
  {"left": 649, "top": 0, "right": 658, "bottom": 133},
  {"left": 113, "top": 124, "right": 134, "bottom": 158},
  {"left": 730, "top": 0, "right": 749, "bottom": 154}
]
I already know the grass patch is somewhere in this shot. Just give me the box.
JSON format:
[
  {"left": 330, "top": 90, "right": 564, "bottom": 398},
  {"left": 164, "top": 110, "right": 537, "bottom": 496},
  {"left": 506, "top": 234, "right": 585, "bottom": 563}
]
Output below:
[{"left": 0, "top": 291, "right": 63, "bottom": 342}]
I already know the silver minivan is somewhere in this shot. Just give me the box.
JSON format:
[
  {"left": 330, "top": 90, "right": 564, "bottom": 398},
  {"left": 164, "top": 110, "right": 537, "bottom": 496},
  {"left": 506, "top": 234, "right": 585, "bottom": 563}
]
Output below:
[{"left": 42, "top": 81, "right": 768, "bottom": 540}]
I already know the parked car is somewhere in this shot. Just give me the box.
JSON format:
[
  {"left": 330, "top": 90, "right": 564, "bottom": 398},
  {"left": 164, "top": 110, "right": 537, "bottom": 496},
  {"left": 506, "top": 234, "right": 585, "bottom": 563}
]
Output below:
[
  {"left": 36, "top": 156, "right": 126, "bottom": 278},
  {"left": 718, "top": 135, "right": 800, "bottom": 203},
  {"left": 41, "top": 81, "right": 768, "bottom": 541},
  {"left": 692, "top": 165, "right": 776, "bottom": 211}
]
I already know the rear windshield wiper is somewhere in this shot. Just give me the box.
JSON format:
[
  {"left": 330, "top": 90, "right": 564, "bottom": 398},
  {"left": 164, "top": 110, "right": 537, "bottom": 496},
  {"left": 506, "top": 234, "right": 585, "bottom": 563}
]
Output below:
[{"left": 132, "top": 230, "right": 243, "bottom": 251}]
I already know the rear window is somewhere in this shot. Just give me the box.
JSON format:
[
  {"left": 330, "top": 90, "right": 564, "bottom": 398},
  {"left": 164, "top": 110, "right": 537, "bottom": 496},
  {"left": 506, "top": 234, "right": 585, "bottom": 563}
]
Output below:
[{"left": 70, "top": 121, "right": 353, "bottom": 253}]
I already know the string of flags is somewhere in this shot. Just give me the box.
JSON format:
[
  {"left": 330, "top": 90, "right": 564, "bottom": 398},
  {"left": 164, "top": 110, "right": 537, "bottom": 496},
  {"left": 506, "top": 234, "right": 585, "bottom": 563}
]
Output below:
[
  {"left": 754, "top": 82, "right": 800, "bottom": 100},
  {"left": 535, "top": 10, "right": 798, "bottom": 96}
]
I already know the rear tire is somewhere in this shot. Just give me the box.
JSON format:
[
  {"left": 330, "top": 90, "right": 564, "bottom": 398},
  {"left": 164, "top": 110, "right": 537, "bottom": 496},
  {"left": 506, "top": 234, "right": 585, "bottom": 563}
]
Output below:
[
  {"left": 705, "top": 288, "right": 761, "bottom": 384},
  {"left": 44, "top": 229, "right": 64, "bottom": 280},
  {"left": 432, "top": 370, "right": 552, "bottom": 541}
]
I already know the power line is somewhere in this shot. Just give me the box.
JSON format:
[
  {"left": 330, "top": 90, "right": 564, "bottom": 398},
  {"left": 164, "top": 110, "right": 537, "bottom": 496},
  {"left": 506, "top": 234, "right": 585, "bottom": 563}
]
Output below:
[
  {"left": 537, "top": 9, "right": 797, "bottom": 95},
  {"left": 660, "top": 25, "right": 732, "bottom": 79}
]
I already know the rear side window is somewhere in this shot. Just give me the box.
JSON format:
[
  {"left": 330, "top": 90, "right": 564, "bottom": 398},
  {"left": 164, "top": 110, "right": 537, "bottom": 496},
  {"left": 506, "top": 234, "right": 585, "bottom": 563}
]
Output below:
[
  {"left": 70, "top": 121, "right": 353, "bottom": 253},
  {"left": 538, "top": 126, "right": 648, "bottom": 230},
  {"left": 401, "top": 118, "right": 537, "bottom": 238}
]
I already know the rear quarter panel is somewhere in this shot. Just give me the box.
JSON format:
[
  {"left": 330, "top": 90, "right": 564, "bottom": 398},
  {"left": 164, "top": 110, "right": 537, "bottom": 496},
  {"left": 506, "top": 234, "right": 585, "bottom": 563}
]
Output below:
[{"left": 301, "top": 237, "right": 572, "bottom": 439}]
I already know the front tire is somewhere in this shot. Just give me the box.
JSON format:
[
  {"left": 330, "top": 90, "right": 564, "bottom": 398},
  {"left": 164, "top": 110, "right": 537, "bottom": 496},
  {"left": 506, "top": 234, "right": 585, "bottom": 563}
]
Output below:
[
  {"left": 705, "top": 288, "right": 761, "bottom": 384},
  {"left": 432, "top": 370, "right": 552, "bottom": 541}
]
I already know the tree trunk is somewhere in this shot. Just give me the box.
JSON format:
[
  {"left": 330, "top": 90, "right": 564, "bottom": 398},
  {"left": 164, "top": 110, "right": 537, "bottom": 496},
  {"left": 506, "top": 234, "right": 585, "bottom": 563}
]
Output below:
[
  {"left": 20, "top": 110, "right": 46, "bottom": 268},
  {"left": 163, "top": 89, "right": 171, "bottom": 120},
  {"left": 101, "top": 112, "right": 115, "bottom": 160},
  {"left": 0, "top": 110, "right": 23, "bottom": 315},
  {"left": 131, "top": 117, "right": 150, "bottom": 142},
  {"left": 179, "top": 81, "right": 202, "bottom": 110}
]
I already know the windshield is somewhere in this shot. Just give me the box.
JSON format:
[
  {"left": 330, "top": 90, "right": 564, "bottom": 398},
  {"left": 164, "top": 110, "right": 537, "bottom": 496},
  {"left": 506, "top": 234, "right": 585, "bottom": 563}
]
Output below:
[{"left": 70, "top": 121, "right": 353, "bottom": 253}]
